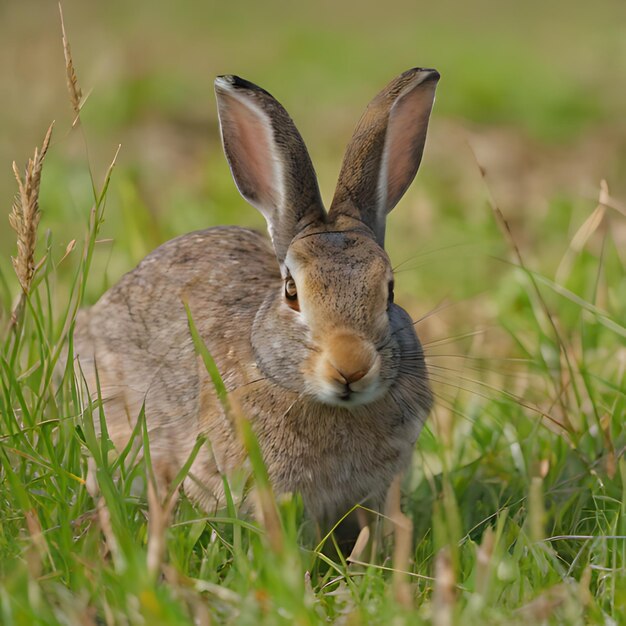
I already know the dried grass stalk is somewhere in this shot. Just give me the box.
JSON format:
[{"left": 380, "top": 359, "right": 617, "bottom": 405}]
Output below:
[
  {"left": 347, "top": 523, "right": 370, "bottom": 563},
  {"left": 475, "top": 526, "right": 495, "bottom": 596},
  {"left": 86, "top": 458, "right": 123, "bottom": 572},
  {"left": 387, "top": 476, "right": 414, "bottom": 608},
  {"left": 433, "top": 547, "right": 456, "bottom": 626},
  {"left": 556, "top": 179, "right": 610, "bottom": 284},
  {"left": 24, "top": 509, "right": 46, "bottom": 579},
  {"left": 59, "top": 2, "right": 83, "bottom": 123},
  {"left": 9, "top": 123, "right": 54, "bottom": 297},
  {"left": 147, "top": 479, "right": 179, "bottom": 579}
]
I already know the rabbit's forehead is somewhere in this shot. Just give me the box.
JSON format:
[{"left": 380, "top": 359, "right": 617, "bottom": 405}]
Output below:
[
  {"left": 285, "top": 232, "right": 390, "bottom": 277},
  {"left": 285, "top": 233, "right": 390, "bottom": 335}
]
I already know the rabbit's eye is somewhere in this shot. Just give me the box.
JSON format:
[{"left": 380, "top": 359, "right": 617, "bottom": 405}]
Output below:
[
  {"left": 388, "top": 280, "right": 395, "bottom": 305},
  {"left": 284, "top": 277, "right": 298, "bottom": 303}
]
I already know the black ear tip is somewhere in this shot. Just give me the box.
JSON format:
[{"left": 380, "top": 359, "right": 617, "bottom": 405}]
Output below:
[
  {"left": 215, "top": 74, "right": 249, "bottom": 88},
  {"left": 215, "top": 74, "right": 235, "bottom": 87},
  {"left": 215, "top": 75, "right": 273, "bottom": 98},
  {"left": 408, "top": 67, "right": 440, "bottom": 83}
]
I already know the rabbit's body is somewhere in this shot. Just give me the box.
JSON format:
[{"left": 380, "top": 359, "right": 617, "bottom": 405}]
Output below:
[
  {"left": 75, "top": 226, "right": 429, "bottom": 522},
  {"left": 74, "top": 68, "right": 439, "bottom": 532}
]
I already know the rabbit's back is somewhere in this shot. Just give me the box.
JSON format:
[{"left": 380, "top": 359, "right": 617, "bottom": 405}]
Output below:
[{"left": 74, "top": 227, "right": 279, "bottom": 507}]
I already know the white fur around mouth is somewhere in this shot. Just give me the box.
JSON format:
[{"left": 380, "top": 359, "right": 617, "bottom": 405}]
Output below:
[{"left": 310, "top": 380, "right": 387, "bottom": 408}]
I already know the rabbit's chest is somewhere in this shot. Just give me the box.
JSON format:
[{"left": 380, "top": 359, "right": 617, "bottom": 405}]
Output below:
[{"left": 252, "top": 399, "right": 418, "bottom": 518}]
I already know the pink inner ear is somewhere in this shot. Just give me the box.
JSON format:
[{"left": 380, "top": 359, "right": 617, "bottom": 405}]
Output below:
[
  {"left": 220, "top": 93, "right": 278, "bottom": 213},
  {"left": 383, "top": 87, "right": 434, "bottom": 211}
]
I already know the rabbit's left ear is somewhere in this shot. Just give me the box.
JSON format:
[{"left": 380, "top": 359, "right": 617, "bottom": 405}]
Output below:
[
  {"left": 329, "top": 68, "right": 439, "bottom": 247},
  {"left": 215, "top": 76, "right": 326, "bottom": 263}
]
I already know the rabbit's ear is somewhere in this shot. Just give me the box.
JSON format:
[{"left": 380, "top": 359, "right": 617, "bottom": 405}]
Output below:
[
  {"left": 215, "top": 75, "right": 326, "bottom": 262},
  {"left": 328, "top": 68, "right": 439, "bottom": 247}
]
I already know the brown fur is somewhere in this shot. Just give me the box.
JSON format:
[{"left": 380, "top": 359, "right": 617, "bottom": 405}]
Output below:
[{"left": 73, "top": 69, "right": 439, "bottom": 531}]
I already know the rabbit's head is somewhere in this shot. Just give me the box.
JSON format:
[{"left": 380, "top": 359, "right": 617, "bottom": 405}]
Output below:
[{"left": 215, "top": 69, "right": 438, "bottom": 408}]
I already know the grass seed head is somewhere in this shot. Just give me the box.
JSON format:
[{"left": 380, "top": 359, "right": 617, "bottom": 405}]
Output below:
[
  {"left": 9, "top": 122, "right": 54, "bottom": 294},
  {"left": 59, "top": 3, "right": 83, "bottom": 122}
]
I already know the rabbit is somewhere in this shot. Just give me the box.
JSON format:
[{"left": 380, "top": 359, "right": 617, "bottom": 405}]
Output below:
[{"left": 73, "top": 67, "right": 438, "bottom": 537}]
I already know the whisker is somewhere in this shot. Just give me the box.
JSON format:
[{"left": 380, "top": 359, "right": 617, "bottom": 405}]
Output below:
[
  {"left": 393, "top": 291, "right": 492, "bottom": 339},
  {"left": 282, "top": 392, "right": 304, "bottom": 420},
  {"left": 426, "top": 362, "right": 536, "bottom": 381},
  {"left": 416, "top": 288, "right": 492, "bottom": 321},
  {"left": 425, "top": 353, "right": 534, "bottom": 365},
  {"left": 229, "top": 377, "right": 271, "bottom": 393},
  {"left": 425, "top": 391, "right": 484, "bottom": 426},
  {"left": 411, "top": 297, "right": 456, "bottom": 326},
  {"left": 428, "top": 370, "right": 520, "bottom": 400},
  {"left": 422, "top": 328, "right": 492, "bottom": 348},
  {"left": 391, "top": 241, "right": 480, "bottom": 273},
  {"left": 426, "top": 373, "right": 569, "bottom": 432}
]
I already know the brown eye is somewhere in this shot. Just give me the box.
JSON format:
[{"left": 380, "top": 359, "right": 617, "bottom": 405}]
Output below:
[
  {"left": 284, "top": 277, "right": 298, "bottom": 302},
  {"left": 388, "top": 280, "right": 395, "bottom": 305}
]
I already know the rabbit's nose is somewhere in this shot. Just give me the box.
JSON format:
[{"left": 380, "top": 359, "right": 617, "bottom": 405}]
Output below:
[
  {"left": 337, "top": 368, "right": 367, "bottom": 385},
  {"left": 313, "top": 331, "right": 384, "bottom": 406},
  {"left": 323, "top": 330, "right": 379, "bottom": 388}
]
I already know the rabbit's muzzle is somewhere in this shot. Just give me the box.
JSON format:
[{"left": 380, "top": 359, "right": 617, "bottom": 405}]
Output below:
[{"left": 309, "top": 330, "right": 384, "bottom": 407}]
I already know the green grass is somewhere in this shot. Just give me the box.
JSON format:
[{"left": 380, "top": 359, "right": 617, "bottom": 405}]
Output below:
[{"left": 1, "top": 1, "right": 625, "bottom": 623}]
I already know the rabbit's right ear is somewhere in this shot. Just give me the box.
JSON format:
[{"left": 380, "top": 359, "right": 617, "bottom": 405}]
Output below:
[
  {"left": 215, "top": 76, "right": 326, "bottom": 263},
  {"left": 329, "top": 68, "right": 439, "bottom": 247}
]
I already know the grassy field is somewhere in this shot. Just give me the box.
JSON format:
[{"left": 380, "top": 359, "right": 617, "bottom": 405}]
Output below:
[{"left": 1, "top": 0, "right": 625, "bottom": 624}]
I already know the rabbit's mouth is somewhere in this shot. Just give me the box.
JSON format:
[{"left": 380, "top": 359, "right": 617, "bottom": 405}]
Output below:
[
  {"left": 305, "top": 332, "right": 387, "bottom": 407},
  {"left": 309, "top": 370, "right": 387, "bottom": 407},
  {"left": 330, "top": 381, "right": 386, "bottom": 407}
]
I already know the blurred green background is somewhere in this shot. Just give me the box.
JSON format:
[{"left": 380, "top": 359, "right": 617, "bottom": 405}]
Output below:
[
  {"left": 1, "top": 0, "right": 625, "bottom": 326},
  {"left": 1, "top": 3, "right": 625, "bottom": 621}
]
